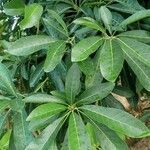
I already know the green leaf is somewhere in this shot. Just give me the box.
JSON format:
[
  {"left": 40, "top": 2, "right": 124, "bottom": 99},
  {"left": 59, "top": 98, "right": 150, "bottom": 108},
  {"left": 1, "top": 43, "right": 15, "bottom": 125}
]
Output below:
[
  {"left": 21, "top": 63, "right": 29, "bottom": 80},
  {"left": 42, "top": 10, "right": 68, "bottom": 40},
  {"left": 120, "top": 47, "right": 150, "bottom": 91},
  {"left": 117, "top": 30, "right": 150, "bottom": 43},
  {"left": 0, "top": 101, "right": 10, "bottom": 112},
  {"left": 48, "top": 141, "right": 58, "bottom": 150},
  {"left": 68, "top": 113, "right": 91, "bottom": 150},
  {"left": 9, "top": 131, "right": 17, "bottom": 150},
  {"left": 0, "top": 63, "right": 16, "bottom": 96},
  {"left": 86, "top": 123, "right": 98, "bottom": 150},
  {"left": 111, "top": 12, "right": 125, "bottom": 31},
  {"left": 99, "top": 6, "right": 112, "bottom": 34},
  {"left": 103, "top": 95, "right": 124, "bottom": 110},
  {"left": 0, "top": 112, "right": 9, "bottom": 137},
  {"left": 108, "top": 3, "right": 136, "bottom": 14},
  {"left": 26, "top": 103, "right": 67, "bottom": 121},
  {"left": 19, "top": 3, "right": 43, "bottom": 29},
  {"left": 113, "top": 0, "right": 144, "bottom": 13},
  {"left": 0, "top": 130, "right": 11, "bottom": 150},
  {"left": 100, "top": 39, "right": 124, "bottom": 82},
  {"left": 50, "top": 69, "right": 65, "bottom": 92},
  {"left": 72, "top": 36, "right": 103, "bottom": 62},
  {"left": 3, "top": 0, "right": 25, "bottom": 16},
  {"left": 113, "top": 86, "right": 134, "bottom": 98},
  {"left": 86, "top": 111, "right": 128, "bottom": 150},
  {"left": 77, "top": 82, "right": 115, "bottom": 105},
  {"left": 13, "top": 109, "right": 33, "bottom": 150},
  {"left": 80, "top": 105, "right": 150, "bottom": 138},
  {"left": 114, "top": 0, "right": 142, "bottom": 9},
  {"left": 50, "top": 91, "right": 66, "bottom": 102},
  {"left": 120, "top": 10, "right": 150, "bottom": 28},
  {"left": 44, "top": 41, "right": 66, "bottom": 72},
  {"left": 65, "top": 64, "right": 81, "bottom": 104},
  {"left": 78, "top": 57, "right": 95, "bottom": 77},
  {"left": 78, "top": 57, "right": 103, "bottom": 88},
  {"left": 73, "top": 17, "right": 105, "bottom": 33},
  {"left": 10, "top": 98, "right": 25, "bottom": 112},
  {"left": 117, "top": 37, "right": 150, "bottom": 67},
  {"left": 29, "top": 115, "right": 58, "bottom": 131},
  {"left": 29, "top": 63, "right": 44, "bottom": 87},
  {"left": 93, "top": 123, "right": 128, "bottom": 150},
  {"left": 24, "top": 93, "right": 65, "bottom": 104},
  {"left": 0, "top": 95, "right": 11, "bottom": 101},
  {"left": 26, "top": 116, "right": 66, "bottom": 150},
  {"left": 3, "top": 35, "right": 56, "bottom": 56},
  {"left": 61, "top": 129, "right": 69, "bottom": 150},
  {"left": 47, "top": 10, "right": 68, "bottom": 37}
]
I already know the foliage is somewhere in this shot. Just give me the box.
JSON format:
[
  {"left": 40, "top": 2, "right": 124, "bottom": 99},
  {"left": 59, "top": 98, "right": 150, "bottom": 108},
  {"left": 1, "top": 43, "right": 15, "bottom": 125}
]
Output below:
[{"left": 0, "top": 0, "right": 150, "bottom": 149}]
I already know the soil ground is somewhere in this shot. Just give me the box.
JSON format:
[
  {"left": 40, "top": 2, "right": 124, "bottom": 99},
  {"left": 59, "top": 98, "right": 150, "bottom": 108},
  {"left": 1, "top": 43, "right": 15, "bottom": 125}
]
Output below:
[{"left": 130, "top": 138, "right": 150, "bottom": 150}]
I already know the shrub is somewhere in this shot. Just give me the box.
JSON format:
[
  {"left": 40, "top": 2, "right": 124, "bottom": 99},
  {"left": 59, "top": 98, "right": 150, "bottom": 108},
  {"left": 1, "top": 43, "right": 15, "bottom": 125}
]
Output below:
[{"left": 0, "top": 0, "right": 150, "bottom": 149}]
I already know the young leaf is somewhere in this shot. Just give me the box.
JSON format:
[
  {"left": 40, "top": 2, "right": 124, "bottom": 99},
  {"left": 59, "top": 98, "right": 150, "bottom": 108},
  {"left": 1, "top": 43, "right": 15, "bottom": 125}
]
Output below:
[
  {"left": 0, "top": 63, "right": 16, "bottom": 96},
  {"left": 44, "top": 41, "right": 66, "bottom": 72},
  {"left": 99, "top": 6, "right": 112, "bottom": 34},
  {"left": 3, "top": 35, "right": 56, "bottom": 56},
  {"left": 72, "top": 36, "right": 103, "bottom": 62},
  {"left": 3, "top": 0, "right": 25, "bottom": 16},
  {"left": 13, "top": 109, "right": 33, "bottom": 150},
  {"left": 65, "top": 64, "right": 81, "bottom": 104},
  {"left": 68, "top": 113, "right": 91, "bottom": 150},
  {"left": 26, "top": 103, "right": 67, "bottom": 121},
  {"left": 117, "top": 30, "right": 150, "bottom": 43},
  {"left": 100, "top": 39, "right": 124, "bottom": 82},
  {"left": 80, "top": 105, "right": 150, "bottom": 138},
  {"left": 73, "top": 17, "right": 105, "bottom": 33},
  {"left": 117, "top": 37, "right": 150, "bottom": 67},
  {"left": 77, "top": 82, "right": 115, "bottom": 105},
  {"left": 19, "top": 3, "right": 43, "bottom": 29},
  {"left": 26, "top": 116, "right": 65, "bottom": 150},
  {"left": 120, "top": 9, "right": 150, "bottom": 28}
]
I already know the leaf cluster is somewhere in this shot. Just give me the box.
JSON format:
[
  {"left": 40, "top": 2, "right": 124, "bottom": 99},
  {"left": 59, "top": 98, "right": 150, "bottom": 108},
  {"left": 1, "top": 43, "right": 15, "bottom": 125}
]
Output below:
[{"left": 0, "top": 0, "right": 150, "bottom": 149}]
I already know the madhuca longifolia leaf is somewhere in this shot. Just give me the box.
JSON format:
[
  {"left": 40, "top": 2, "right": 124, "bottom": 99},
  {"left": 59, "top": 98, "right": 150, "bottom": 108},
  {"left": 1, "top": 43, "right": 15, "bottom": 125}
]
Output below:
[{"left": 1, "top": 0, "right": 150, "bottom": 149}]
